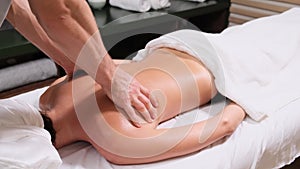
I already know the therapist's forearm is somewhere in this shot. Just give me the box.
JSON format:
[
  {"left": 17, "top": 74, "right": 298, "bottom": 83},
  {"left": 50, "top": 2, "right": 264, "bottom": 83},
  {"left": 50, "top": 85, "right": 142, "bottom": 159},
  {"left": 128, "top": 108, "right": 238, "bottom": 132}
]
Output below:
[
  {"left": 6, "top": 0, "right": 75, "bottom": 75},
  {"left": 10, "top": 0, "right": 157, "bottom": 124},
  {"left": 27, "top": 0, "right": 114, "bottom": 86}
]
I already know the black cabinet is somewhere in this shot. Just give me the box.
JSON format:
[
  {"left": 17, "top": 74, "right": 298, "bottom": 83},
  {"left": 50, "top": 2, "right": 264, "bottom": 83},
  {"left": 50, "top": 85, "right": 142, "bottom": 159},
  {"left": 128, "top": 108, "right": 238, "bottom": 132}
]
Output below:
[
  {"left": 0, "top": 0, "right": 230, "bottom": 62},
  {"left": 94, "top": 0, "right": 230, "bottom": 59},
  {"left": 0, "top": 0, "right": 230, "bottom": 96}
]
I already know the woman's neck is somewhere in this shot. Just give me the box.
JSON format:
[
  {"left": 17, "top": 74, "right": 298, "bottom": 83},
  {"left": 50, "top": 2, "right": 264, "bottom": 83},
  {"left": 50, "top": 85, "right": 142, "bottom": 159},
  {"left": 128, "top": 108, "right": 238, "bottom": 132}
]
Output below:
[{"left": 47, "top": 108, "right": 87, "bottom": 149}]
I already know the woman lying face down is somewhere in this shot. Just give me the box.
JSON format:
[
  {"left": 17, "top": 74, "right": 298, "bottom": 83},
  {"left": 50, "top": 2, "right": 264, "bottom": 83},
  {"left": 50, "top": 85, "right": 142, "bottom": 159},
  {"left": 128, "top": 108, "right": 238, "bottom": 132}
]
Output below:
[{"left": 39, "top": 47, "right": 246, "bottom": 164}]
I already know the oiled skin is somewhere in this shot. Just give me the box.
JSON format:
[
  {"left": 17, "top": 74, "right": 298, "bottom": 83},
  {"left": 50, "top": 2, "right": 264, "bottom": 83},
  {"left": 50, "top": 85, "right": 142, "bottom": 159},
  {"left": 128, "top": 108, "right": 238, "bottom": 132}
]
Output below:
[{"left": 40, "top": 48, "right": 245, "bottom": 164}]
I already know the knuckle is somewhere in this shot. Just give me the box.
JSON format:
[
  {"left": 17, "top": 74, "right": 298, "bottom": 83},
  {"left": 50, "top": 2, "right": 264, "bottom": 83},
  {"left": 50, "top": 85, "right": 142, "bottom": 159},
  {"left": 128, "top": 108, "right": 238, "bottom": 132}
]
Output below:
[
  {"left": 138, "top": 95, "right": 150, "bottom": 104},
  {"left": 133, "top": 103, "right": 147, "bottom": 112},
  {"left": 145, "top": 99, "right": 151, "bottom": 106},
  {"left": 136, "top": 105, "right": 146, "bottom": 112},
  {"left": 129, "top": 88, "right": 139, "bottom": 95},
  {"left": 132, "top": 99, "right": 142, "bottom": 106}
]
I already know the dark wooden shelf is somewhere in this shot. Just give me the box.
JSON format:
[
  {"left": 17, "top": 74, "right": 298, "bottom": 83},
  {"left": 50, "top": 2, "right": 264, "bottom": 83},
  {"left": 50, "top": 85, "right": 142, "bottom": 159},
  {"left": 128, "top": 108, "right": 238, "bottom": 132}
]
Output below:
[{"left": 0, "top": 0, "right": 230, "bottom": 62}]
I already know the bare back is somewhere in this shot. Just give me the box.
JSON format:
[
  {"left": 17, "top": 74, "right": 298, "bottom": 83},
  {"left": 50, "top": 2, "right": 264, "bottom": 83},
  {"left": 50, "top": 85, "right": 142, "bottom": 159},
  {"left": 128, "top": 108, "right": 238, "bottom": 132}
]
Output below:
[{"left": 39, "top": 48, "right": 217, "bottom": 149}]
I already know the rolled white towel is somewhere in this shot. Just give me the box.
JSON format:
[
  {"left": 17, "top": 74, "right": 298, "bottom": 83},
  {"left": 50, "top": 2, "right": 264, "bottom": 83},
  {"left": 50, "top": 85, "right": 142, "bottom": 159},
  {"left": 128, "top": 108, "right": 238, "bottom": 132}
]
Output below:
[
  {"left": 0, "top": 58, "right": 58, "bottom": 92},
  {"left": 186, "top": 0, "right": 206, "bottom": 2},
  {"left": 109, "top": 0, "right": 151, "bottom": 12},
  {"left": 88, "top": 0, "right": 106, "bottom": 10},
  {"left": 150, "top": 0, "right": 170, "bottom": 10}
]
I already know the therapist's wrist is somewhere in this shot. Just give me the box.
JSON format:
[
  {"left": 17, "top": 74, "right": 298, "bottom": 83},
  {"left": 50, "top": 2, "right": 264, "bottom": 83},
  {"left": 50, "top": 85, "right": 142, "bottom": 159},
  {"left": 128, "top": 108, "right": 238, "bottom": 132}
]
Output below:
[{"left": 95, "top": 55, "right": 116, "bottom": 96}]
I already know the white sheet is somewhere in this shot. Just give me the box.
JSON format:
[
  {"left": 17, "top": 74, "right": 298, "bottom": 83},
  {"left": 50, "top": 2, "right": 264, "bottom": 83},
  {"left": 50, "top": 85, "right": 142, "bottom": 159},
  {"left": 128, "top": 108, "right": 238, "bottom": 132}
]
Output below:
[{"left": 9, "top": 87, "right": 300, "bottom": 169}]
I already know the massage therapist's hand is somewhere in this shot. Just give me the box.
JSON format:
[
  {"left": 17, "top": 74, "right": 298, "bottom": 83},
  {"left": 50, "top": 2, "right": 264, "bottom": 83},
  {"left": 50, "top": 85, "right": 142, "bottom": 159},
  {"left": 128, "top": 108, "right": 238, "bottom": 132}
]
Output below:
[{"left": 104, "top": 69, "right": 158, "bottom": 127}]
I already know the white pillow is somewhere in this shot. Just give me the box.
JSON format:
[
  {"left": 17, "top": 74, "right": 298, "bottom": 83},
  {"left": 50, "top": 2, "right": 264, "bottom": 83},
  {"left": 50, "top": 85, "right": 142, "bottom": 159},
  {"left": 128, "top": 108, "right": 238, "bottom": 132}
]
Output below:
[{"left": 0, "top": 99, "right": 62, "bottom": 169}]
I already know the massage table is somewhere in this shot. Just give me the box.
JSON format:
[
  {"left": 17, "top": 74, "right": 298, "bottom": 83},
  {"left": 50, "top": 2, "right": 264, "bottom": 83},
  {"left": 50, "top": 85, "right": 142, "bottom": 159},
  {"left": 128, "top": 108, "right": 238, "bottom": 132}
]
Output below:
[
  {"left": 1, "top": 7, "right": 300, "bottom": 169},
  {"left": 3, "top": 85, "right": 299, "bottom": 169}
]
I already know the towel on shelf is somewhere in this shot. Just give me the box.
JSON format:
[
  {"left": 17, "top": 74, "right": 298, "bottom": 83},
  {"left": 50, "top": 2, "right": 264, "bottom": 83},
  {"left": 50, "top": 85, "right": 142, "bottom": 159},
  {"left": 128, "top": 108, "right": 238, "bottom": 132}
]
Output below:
[
  {"left": 109, "top": 0, "right": 151, "bottom": 12},
  {"left": 150, "top": 0, "right": 170, "bottom": 10},
  {"left": 0, "top": 58, "right": 58, "bottom": 92},
  {"left": 185, "top": 0, "right": 206, "bottom": 2}
]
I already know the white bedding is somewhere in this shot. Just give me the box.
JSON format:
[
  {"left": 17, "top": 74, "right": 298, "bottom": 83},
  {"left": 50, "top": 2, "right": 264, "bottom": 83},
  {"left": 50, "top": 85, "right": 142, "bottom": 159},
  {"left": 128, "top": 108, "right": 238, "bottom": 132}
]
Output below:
[
  {"left": 2, "top": 7, "right": 300, "bottom": 169},
  {"left": 0, "top": 92, "right": 61, "bottom": 169},
  {"left": 7, "top": 86, "right": 300, "bottom": 169}
]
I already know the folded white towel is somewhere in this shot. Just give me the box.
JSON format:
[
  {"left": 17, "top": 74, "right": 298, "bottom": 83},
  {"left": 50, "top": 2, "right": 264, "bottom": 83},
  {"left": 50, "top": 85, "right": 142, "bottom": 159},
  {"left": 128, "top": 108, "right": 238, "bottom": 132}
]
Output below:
[
  {"left": 109, "top": 0, "right": 151, "bottom": 12},
  {"left": 150, "top": 0, "right": 170, "bottom": 10},
  {"left": 88, "top": 0, "right": 106, "bottom": 10},
  {"left": 186, "top": 0, "right": 206, "bottom": 2}
]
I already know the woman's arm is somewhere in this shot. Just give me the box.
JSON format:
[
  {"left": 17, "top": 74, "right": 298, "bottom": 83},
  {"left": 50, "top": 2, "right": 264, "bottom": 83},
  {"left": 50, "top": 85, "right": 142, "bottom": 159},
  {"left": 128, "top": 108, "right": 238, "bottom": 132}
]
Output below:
[{"left": 93, "top": 102, "right": 246, "bottom": 164}]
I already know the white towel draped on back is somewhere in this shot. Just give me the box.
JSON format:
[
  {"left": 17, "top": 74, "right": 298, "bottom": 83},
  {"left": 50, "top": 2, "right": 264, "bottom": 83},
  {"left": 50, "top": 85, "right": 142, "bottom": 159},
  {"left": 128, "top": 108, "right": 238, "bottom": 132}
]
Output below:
[{"left": 134, "top": 8, "right": 300, "bottom": 121}]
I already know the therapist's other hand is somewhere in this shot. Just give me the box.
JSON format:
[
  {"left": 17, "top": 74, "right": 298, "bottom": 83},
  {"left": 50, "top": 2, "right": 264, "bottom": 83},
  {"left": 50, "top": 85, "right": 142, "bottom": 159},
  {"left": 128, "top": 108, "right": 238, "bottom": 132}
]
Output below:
[{"left": 107, "top": 69, "right": 158, "bottom": 127}]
